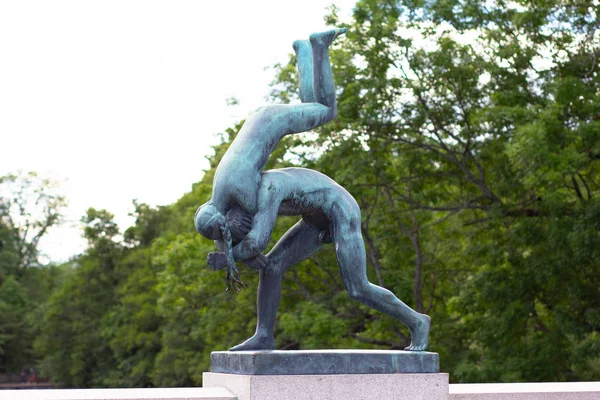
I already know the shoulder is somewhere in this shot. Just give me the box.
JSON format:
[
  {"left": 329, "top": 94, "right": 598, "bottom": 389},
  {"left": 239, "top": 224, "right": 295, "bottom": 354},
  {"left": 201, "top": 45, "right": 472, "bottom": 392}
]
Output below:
[
  {"left": 258, "top": 171, "right": 289, "bottom": 204},
  {"left": 259, "top": 171, "right": 280, "bottom": 191}
]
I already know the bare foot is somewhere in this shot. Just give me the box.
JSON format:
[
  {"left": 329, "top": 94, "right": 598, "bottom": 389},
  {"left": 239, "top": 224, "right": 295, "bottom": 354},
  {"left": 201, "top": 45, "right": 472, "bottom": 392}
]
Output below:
[
  {"left": 230, "top": 332, "right": 275, "bottom": 351},
  {"left": 309, "top": 28, "right": 347, "bottom": 48},
  {"left": 404, "top": 314, "right": 431, "bottom": 351}
]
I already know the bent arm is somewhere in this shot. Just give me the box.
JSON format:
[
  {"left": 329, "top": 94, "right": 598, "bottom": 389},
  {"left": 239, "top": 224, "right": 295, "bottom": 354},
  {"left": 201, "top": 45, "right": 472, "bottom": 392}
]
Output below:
[
  {"left": 232, "top": 175, "right": 282, "bottom": 261},
  {"left": 232, "top": 205, "right": 278, "bottom": 261}
]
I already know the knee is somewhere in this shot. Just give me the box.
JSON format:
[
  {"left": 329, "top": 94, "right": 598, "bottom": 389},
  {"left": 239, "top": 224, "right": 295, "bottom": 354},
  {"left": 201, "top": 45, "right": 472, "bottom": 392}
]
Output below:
[
  {"left": 347, "top": 282, "right": 370, "bottom": 302},
  {"left": 321, "top": 105, "right": 337, "bottom": 124},
  {"left": 347, "top": 215, "right": 361, "bottom": 232},
  {"left": 346, "top": 200, "right": 362, "bottom": 231},
  {"left": 334, "top": 227, "right": 362, "bottom": 245},
  {"left": 263, "top": 256, "right": 285, "bottom": 277},
  {"left": 330, "top": 105, "right": 338, "bottom": 120},
  {"left": 332, "top": 200, "right": 361, "bottom": 231}
]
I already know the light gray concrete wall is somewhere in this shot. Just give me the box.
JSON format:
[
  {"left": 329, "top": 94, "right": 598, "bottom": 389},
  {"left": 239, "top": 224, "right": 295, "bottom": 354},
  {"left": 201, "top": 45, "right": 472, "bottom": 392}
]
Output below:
[
  {"left": 203, "top": 372, "right": 449, "bottom": 400},
  {"left": 0, "top": 387, "right": 236, "bottom": 400},
  {"left": 449, "top": 382, "right": 600, "bottom": 400},
  {"left": 3, "top": 380, "right": 600, "bottom": 400}
]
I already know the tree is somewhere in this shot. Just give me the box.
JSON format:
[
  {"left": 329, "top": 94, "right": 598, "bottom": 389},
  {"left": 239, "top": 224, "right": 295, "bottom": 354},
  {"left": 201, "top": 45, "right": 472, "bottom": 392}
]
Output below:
[
  {"left": 36, "top": 209, "right": 123, "bottom": 386},
  {"left": 0, "top": 172, "right": 66, "bottom": 373},
  {"left": 0, "top": 172, "right": 66, "bottom": 269}
]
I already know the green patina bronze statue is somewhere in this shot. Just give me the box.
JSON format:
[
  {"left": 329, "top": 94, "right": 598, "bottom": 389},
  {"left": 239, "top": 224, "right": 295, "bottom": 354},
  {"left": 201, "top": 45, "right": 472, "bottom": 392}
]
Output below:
[{"left": 194, "top": 29, "right": 431, "bottom": 352}]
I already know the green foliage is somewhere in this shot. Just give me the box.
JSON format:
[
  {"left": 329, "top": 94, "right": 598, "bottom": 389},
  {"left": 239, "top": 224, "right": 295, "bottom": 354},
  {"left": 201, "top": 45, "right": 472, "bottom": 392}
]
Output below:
[
  {"left": 0, "top": 275, "right": 29, "bottom": 371},
  {"left": 270, "top": 0, "right": 600, "bottom": 382},
  {"left": 0, "top": 172, "right": 66, "bottom": 269},
  {"left": 0, "top": 172, "right": 67, "bottom": 373}
]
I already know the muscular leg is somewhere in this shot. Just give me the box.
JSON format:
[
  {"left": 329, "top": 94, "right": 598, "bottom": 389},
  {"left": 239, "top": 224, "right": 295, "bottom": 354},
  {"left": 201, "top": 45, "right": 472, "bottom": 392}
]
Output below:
[
  {"left": 230, "top": 220, "right": 324, "bottom": 351},
  {"left": 249, "top": 28, "right": 347, "bottom": 136},
  {"left": 293, "top": 40, "right": 315, "bottom": 103},
  {"left": 275, "top": 28, "right": 347, "bottom": 130},
  {"left": 330, "top": 202, "right": 431, "bottom": 351},
  {"left": 293, "top": 28, "right": 345, "bottom": 107},
  {"left": 309, "top": 28, "right": 345, "bottom": 112}
]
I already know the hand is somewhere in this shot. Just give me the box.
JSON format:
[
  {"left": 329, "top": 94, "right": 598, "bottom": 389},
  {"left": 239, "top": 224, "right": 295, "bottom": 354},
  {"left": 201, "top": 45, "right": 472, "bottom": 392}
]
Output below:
[
  {"left": 244, "top": 253, "right": 269, "bottom": 270},
  {"left": 227, "top": 206, "right": 253, "bottom": 242},
  {"left": 207, "top": 251, "right": 228, "bottom": 271}
]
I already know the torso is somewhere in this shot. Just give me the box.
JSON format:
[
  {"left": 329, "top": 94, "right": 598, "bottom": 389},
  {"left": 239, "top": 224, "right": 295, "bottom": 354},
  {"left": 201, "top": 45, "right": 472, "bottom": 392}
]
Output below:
[
  {"left": 211, "top": 105, "right": 291, "bottom": 215},
  {"left": 260, "top": 168, "right": 359, "bottom": 225}
]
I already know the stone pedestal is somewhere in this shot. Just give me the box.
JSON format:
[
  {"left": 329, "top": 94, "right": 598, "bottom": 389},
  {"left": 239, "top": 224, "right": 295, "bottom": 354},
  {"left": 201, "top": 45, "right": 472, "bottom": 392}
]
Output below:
[
  {"left": 203, "top": 350, "right": 448, "bottom": 400},
  {"left": 204, "top": 372, "right": 448, "bottom": 400},
  {"left": 210, "top": 349, "right": 439, "bottom": 375}
]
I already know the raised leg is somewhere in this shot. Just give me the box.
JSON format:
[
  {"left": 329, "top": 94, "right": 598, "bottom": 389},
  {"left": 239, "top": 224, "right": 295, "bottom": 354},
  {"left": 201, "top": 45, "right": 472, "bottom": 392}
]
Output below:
[
  {"left": 261, "top": 28, "right": 347, "bottom": 134},
  {"left": 309, "top": 28, "right": 346, "bottom": 112},
  {"left": 330, "top": 202, "right": 431, "bottom": 351},
  {"left": 293, "top": 28, "right": 346, "bottom": 107},
  {"left": 230, "top": 220, "right": 324, "bottom": 351},
  {"left": 229, "top": 27, "right": 346, "bottom": 169},
  {"left": 293, "top": 40, "right": 315, "bottom": 103}
]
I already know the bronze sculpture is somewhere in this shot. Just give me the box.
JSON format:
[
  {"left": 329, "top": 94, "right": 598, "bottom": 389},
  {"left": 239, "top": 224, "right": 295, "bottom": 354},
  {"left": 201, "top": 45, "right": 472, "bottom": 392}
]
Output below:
[{"left": 195, "top": 29, "right": 431, "bottom": 352}]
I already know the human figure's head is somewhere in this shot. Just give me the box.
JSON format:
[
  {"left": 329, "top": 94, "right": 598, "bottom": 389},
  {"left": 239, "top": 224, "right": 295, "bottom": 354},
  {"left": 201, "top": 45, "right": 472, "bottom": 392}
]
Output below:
[
  {"left": 195, "top": 201, "right": 245, "bottom": 290},
  {"left": 194, "top": 201, "right": 226, "bottom": 240}
]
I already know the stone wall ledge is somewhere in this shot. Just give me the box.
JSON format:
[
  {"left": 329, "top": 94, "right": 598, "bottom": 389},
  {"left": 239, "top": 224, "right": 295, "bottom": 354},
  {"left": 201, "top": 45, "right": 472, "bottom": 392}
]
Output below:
[
  {"left": 450, "top": 382, "right": 600, "bottom": 400},
  {"left": 0, "top": 387, "right": 236, "bottom": 400},
  {"left": 2, "top": 381, "right": 600, "bottom": 400}
]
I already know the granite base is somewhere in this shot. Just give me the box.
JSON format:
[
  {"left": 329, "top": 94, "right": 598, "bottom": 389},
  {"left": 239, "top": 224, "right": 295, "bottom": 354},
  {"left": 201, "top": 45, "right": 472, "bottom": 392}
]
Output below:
[{"left": 203, "top": 371, "right": 449, "bottom": 400}]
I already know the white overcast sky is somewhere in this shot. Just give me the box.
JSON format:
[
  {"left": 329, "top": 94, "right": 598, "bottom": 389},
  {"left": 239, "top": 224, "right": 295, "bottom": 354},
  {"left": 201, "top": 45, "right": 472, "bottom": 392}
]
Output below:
[{"left": 0, "top": 0, "right": 357, "bottom": 263}]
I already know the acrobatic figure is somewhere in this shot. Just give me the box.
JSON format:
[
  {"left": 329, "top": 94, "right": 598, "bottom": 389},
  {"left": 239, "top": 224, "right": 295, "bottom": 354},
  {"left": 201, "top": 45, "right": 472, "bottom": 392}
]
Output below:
[
  {"left": 195, "top": 28, "right": 346, "bottom": 290},
  {"left": 208, "top": 168, "right": 431, "bottom": 352}
]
